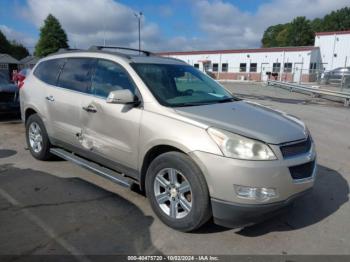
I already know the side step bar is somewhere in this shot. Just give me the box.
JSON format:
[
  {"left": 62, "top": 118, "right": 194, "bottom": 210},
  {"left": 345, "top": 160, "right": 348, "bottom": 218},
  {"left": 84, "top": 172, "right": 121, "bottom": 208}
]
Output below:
[{"left": 50, "top": 148, "right": 134, "bottom": 188}]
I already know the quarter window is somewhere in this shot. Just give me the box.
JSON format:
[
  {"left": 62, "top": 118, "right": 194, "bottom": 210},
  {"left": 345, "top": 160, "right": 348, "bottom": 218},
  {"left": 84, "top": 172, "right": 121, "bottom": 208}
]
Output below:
[
  {"left": 57, "top": 58, "right": 95, "bottom": 93},
  {"left": 91, "top": 60, "right": 135, "bottom": 98},
  {"left": 34, "top": 58, "right": 65, "bottom": 86}
]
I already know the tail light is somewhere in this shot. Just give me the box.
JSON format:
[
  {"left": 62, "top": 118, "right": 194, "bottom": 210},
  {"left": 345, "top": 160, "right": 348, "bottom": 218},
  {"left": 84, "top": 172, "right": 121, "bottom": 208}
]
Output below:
[{"left": 18, "top": 80, "right": 25, "bottom": 89}]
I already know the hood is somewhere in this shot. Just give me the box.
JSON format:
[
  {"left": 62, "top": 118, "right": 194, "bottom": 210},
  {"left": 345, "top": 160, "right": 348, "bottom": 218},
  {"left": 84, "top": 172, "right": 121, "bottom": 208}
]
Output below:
[
  {"left": 175, "top": 101, "right": 307, "bottom": 144},
  {"left": 0, "top": 83, "right": 18, "bottom": 93}
]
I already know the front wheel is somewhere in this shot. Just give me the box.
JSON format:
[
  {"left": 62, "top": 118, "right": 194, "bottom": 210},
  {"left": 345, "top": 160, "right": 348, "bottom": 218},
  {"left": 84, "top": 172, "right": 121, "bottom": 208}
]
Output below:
[{"left": 145, "top": 152, "right": 211, "bottom": 232}]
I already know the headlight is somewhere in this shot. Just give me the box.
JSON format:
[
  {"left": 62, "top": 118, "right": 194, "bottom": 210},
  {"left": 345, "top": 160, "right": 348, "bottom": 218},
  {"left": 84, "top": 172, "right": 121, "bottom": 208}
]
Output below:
[{"left": 207, "top": 128, "right": 277, "bottom": 160}]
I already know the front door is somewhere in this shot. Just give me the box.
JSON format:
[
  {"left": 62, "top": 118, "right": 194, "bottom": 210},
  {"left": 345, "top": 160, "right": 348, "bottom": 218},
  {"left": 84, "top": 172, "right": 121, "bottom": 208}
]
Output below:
[{"left": 80, "top": 59, "right": 142, "bottom": 172}]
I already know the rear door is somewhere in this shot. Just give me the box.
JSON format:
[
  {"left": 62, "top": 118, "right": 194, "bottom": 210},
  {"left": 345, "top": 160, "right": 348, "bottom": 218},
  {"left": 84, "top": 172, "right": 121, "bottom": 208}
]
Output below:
[
  {"left": 79, "top": 59, "right": 142, "bottom": 173},
  {"left": 46, "top": 57, "right": 95, "bottom": 147}
]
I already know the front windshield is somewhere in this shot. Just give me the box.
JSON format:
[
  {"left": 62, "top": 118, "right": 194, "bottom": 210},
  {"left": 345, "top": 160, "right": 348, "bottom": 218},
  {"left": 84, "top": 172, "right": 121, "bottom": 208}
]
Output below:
[{"left": 131, "top": 63, "right": 237, "bottom": 107}]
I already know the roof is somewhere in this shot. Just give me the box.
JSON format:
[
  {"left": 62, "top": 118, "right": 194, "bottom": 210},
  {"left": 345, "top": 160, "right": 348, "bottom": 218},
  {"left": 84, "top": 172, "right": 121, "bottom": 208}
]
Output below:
[
  {"left": 20, "top": 56, "right": 39, "bottom": 64},
  {"left": 157, "top": 46, "right": 318, "bottom": 56},
  {"left": 315, "top": 30, "right": 350, "bottom": 36},
  {"left": 0, "top": 54, "right": 20, "bottom": 64},
  {"left": 46, "top": 49, "right": 186, "bottom": 65}
]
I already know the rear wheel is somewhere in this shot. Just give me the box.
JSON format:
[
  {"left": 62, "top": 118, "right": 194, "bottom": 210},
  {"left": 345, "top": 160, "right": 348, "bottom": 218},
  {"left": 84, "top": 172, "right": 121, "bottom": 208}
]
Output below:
[
  {"left": 146, "top": 151, "right": 211, "bottom": 232},
  {"left": 26, "top": 114, "right": 52, "bottom": 160}
]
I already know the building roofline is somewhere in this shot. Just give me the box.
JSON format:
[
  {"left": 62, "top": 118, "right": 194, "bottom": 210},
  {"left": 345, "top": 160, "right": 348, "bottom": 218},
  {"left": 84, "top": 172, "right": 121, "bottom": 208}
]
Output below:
[
  {"left": 315, "top": 30, "right": 350, "bottom": 36},
  {"left": 157, "top": 46, "right": 318, "bottom": 56}
]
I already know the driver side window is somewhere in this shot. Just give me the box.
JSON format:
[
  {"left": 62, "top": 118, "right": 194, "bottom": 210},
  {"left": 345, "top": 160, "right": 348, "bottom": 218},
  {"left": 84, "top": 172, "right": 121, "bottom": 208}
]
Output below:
[{"left": 91, "top": 60, "right": 135, "bottom": 98}]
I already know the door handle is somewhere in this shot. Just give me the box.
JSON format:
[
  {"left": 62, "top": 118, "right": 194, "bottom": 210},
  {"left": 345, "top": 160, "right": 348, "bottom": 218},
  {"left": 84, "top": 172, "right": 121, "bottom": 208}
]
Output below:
[
  {"left": 45, "top": 95, "right": 55, "bottom": 102},
  {"left": 82, "top": 105, "right": 97, "bottom": 113}
]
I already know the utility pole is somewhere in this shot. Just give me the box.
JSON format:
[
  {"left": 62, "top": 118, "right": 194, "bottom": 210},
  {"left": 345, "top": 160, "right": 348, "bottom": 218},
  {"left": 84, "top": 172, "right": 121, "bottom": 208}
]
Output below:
[{"left": 134, "top": 12, "right": 143, "bottom": 53}]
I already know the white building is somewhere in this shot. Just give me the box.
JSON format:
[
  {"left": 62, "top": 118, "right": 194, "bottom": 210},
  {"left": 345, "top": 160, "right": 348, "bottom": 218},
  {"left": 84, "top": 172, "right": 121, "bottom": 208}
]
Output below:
[
  {"left": 314, "top": 30, "right": 350, "bottom": 71},
  {"left": 159, "top": 30, "right": 350, "bottom": 82}
]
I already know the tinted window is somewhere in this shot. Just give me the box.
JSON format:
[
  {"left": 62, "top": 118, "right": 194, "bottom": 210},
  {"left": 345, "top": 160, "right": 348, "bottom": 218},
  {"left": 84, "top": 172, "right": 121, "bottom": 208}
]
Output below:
[
  {"left": 34, "top": 58, "right": 65, "bottom": 85},
  {"left": 57, "top": 58, "right": 95, "bottom": 93},
  {"left": 91, "top": 60, "right": 135, "bottom": 98}
]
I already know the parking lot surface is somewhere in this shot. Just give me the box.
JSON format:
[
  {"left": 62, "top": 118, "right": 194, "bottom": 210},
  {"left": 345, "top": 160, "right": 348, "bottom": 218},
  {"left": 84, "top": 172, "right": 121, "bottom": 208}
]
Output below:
[{"left": 0, "top": 83, "right": 349, "bottom": 256}]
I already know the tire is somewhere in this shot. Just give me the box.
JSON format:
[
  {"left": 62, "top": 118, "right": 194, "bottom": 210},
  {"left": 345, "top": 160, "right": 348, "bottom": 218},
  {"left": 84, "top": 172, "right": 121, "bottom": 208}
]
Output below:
[
  {"left": 145, "top": 151, "right": 211, "bottom": 232},
  {"left": 25, "top": 114, "right": 52, "bottom": 160}
]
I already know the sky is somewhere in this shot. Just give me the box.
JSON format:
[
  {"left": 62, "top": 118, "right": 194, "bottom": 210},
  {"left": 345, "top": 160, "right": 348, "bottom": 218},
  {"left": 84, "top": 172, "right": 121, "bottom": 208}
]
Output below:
[{"left": 0, "top": 0, "right": 349, "bottom": 53}]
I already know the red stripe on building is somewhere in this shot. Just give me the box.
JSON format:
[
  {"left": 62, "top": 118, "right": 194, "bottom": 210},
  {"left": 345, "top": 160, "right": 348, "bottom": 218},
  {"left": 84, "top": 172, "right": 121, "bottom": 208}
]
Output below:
[
  {"left": 315, "top": 30, "right": 350, "bottom": 36},
  {"left": 157, "top": 46, "right": 318, "bottom": 56}
]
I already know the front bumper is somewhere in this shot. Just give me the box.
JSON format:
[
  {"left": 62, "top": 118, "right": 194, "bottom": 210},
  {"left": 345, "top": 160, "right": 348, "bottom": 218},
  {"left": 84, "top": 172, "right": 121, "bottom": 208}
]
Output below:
[
  {"left": 211, "top": 189, "right": 312, "bottom": 228},
  {"left": 190, "top": 143, "right": 316, "bottom": 228}
]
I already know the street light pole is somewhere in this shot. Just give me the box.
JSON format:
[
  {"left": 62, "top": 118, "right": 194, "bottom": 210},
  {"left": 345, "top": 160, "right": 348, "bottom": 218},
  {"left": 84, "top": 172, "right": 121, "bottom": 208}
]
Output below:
[{"left": 134, "top": 12, "right": 143, "bottom": 53}]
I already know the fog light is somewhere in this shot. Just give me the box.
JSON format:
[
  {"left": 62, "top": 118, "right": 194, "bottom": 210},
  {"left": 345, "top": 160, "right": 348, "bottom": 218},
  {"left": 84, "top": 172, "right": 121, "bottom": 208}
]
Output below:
[{"left": 234, "top": 185, "right": 277, "bottom": 202}]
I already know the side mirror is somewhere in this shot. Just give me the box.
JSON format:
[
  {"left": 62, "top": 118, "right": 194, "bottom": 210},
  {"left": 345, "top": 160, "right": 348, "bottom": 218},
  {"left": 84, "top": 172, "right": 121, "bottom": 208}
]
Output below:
[{"left": 106, "top": 89, "right": 138, "bottom": 104}]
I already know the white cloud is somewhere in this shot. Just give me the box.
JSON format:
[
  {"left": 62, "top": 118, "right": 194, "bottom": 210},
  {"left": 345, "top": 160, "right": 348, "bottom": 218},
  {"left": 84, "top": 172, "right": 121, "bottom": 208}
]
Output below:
[
  {"left": 21, "top": 0, "right": 165, "bottom": 50},
  {"left": 15, "top": 0, "right": 350, "bottom": 52},
  {"left": 193, "top": 0, "right": 350, "bottom": 49}
]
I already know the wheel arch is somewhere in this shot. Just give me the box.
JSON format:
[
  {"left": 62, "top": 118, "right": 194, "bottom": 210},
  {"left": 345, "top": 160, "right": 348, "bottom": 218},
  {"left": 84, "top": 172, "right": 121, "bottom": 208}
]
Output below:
[
  {"left": 140, "top": 144, "right": 186, "bottom": 192},
  {"left": 24, "top": 107, "right": 38, "bottom": 124}
]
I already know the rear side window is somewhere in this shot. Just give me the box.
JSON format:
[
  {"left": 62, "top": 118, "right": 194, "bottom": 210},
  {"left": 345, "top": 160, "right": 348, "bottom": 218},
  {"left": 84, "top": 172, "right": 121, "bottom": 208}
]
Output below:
[
  {"left": 34, "top": 58, "right": 65, "bottom": 85},
  {"left": 90, "top": 59, "right": 135, "bottom": 98},
  {"left": 57, "top": 58, "right": 95, "bottom": 93}
]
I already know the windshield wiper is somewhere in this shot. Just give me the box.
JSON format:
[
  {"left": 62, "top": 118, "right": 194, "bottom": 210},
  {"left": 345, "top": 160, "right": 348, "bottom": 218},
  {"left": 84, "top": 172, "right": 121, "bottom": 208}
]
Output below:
[
  {"left": 172, "top": 102, "right": 214, "bottom": 107},
  {"left": 217, "top": 97, "right": 240, "bottom": 103},
  {"left": 172, "top": 97, "right": 240, "bottom": 107}
]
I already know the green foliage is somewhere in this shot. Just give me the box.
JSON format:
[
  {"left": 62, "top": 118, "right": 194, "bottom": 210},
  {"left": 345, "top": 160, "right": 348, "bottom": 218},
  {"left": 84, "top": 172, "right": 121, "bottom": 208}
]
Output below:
[
  {"left": 261, "top": 7, "right": 350, "bottom": 47},
  {"left": 9, "top": 41, "right": 29, "bottom": 60},
  {"left": 322, "top": 7, "right": 350, "bottom": 31},
  {"left": 0, "top": 30, "right": 29, "bottom": 60},
  {"left": 286, "top": 17, "right": 314, "bottom": 46},
  {"left": 261, "top": 24, "right": 287, "bottom": 47},
  {"left": 34, "top": 14, "right": 69, "bottom": 57}
]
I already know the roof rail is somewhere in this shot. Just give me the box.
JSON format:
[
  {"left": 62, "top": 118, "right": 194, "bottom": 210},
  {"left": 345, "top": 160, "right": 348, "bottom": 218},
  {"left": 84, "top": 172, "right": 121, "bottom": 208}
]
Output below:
[
  {"left": 58, "top": 48, "right": 82, "bottom": 52},
  {"left": 88, "top": 46, "right": 154, "bottom": 56}
]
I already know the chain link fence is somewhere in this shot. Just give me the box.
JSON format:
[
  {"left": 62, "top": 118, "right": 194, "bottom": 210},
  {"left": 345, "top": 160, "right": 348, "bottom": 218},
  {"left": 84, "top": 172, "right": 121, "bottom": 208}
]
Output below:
[{"left": 206, "top": 65, "right": 350, "bottom": 92}]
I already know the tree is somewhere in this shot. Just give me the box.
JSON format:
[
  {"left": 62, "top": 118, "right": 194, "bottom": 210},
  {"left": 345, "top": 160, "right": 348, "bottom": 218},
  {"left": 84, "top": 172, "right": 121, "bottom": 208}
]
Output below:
[
  {"left": 10, "top": 41, "right": 29, "bottom": 60},
  {"left": 0, "top": 30, "right": 11, "bottom": 53},
  {"left": 261, "top": 7, "right": 350, "bottom": 47},
  {"left": 322, "top": 7, "right": 350, "bottom": 31},
  {"left": 261, "top": 24, "right": 287, "bottom": 47},
  {"left": 275, "top": 26, "right": 290, "bottom": 46},
  {"left": 286, "top": 17, "right": 314, "bottom": 46},
  {"left": 0, "top": 30, "right": 29, "bottom": 60},
  {"left": 310, "top": 18, "right": 323, "bottom": 33},
  {"left": 35, "top": 14, "right": 69, "bottom": 57}
]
